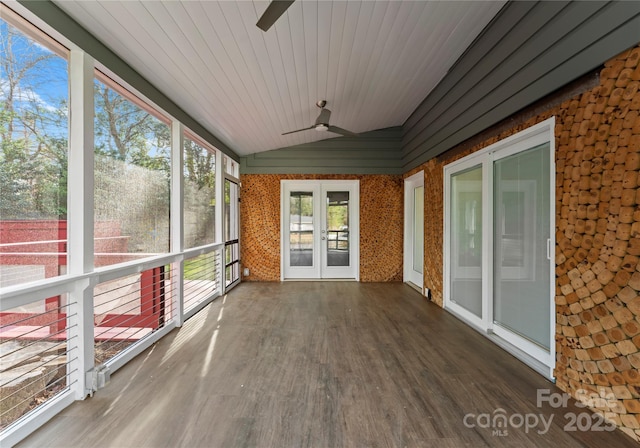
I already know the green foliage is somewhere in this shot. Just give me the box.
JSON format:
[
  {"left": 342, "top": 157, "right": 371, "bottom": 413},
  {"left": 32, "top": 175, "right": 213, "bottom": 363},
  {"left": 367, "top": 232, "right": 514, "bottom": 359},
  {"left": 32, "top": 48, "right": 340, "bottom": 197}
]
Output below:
[
  {"left": 289, "top": 193, "right": 313, "bottom": 217},
  {"left": 1, "top": 21, "right": 68, "bottom": 219},
  {"left": 94, "top": 82, "right": 171, "bottom": 170},
  {"left": 184, "top": 138, "right": 215, "bottom": 190},
  {"left": 184, "top": 256, "right": 215, "bottom": 281},
  {"left": 327, "top": 203, "right": 348, "bottom": 230}
]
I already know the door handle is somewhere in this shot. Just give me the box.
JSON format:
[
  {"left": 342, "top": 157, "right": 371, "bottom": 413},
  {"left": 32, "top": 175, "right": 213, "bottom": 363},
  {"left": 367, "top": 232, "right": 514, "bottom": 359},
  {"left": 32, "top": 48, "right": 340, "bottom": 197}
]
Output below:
[{"left": 321, "top": 237, "right": 326, "bottom": 240}]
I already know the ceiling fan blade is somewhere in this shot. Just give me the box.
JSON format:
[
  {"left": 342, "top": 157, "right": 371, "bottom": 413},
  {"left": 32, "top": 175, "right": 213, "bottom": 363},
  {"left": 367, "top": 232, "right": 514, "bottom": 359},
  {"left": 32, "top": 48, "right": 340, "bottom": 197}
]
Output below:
[
  {"left": 282, "top": 125, "right": 314, "bottom": 136},
  {"left": 327, "top": 125, "right": 358, "bottom": 137},
  {"left": 315, "top": 108, "right": 331, "bottom": 125},
  {"left": 256, "top": 0, "right": 296, "bottom": 31}
]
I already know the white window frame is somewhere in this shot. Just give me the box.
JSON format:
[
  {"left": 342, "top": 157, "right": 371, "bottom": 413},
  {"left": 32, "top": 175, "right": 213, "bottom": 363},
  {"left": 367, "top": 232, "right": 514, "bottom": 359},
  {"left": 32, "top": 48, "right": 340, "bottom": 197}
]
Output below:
[{"left": 0, "top": 5, "right": 236, "bottom": 445}]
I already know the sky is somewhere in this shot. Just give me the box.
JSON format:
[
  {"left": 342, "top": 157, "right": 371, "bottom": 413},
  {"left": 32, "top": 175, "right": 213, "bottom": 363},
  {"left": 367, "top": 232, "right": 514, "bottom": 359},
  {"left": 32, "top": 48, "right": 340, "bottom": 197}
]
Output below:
[{"left": 1, "top": 19, "right": 68, "bottom": 139}]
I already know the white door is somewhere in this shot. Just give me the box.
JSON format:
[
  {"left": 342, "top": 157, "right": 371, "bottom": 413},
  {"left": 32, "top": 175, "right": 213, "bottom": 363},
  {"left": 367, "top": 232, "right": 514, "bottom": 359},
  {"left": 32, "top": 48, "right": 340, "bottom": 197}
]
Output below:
[
  {"left": 282, "top": 180, "right": 359, "bottom": 280},
  {"left": 404, "top": 171, "right": 424, "bottom": 292}
]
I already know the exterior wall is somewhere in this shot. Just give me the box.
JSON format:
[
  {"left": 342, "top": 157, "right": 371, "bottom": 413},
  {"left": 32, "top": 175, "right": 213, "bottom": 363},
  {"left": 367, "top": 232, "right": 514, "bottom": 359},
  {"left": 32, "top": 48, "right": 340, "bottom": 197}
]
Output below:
[
  {"left": 240, "top": 174, "right": 403, "bottom": 282},
  {"left": 410, "top": 45, "right": 640, "bottom": 439},
  {"left": 241, "top": 127, "right": 403, "bottom": 175}
]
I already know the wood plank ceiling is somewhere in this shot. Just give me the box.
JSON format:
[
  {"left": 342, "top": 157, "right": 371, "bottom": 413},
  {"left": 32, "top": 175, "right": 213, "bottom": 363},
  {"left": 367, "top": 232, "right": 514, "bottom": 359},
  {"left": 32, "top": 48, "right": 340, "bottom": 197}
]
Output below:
[{"left": 52, "top": 0, "right": 505, "bottom": 156}]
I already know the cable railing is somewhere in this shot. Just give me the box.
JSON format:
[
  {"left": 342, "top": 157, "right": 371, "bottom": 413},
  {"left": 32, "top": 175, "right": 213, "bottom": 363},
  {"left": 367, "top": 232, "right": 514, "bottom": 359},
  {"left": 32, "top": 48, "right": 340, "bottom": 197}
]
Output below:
[
  {"left": 0, "top": 242, "right": 224, "bottom": 446},
  {"left": 93, "top": 267, "right": 175, "bottom": 365},
  {"left": 183, "top": 251, "right": 222, "bottom": 314},
  {"left": 0, "top": 297, "right": 77, "bottom": 433}
]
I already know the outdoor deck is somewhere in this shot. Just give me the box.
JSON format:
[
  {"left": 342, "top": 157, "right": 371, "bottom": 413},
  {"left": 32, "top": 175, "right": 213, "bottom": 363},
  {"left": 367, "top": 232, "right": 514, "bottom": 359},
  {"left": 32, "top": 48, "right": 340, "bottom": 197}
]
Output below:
[{"left": 17, "top": 282, "right": 637, "bottom": 447}]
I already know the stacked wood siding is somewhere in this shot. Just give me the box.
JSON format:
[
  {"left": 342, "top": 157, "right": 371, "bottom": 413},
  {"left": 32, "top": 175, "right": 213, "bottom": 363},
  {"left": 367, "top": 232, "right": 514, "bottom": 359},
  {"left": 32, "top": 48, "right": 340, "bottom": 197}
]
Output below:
[
  {"left": 409, "top": 45, "right": 640, "bottom": 440},
  {"left": 240, "top": 174, "right": 403, "bottom": 282}
]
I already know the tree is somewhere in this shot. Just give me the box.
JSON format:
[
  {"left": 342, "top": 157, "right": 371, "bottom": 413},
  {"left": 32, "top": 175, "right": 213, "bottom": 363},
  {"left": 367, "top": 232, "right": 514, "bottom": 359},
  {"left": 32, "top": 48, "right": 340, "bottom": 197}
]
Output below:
[
  {"left": 184, "top": 138, "right": 215, "bottom": 191},
  {"left": 0, "top": 20, "right": 68, "bottom": 219},
  {"left": 94, "top": 82, "right": 169, "bottom": 167}
]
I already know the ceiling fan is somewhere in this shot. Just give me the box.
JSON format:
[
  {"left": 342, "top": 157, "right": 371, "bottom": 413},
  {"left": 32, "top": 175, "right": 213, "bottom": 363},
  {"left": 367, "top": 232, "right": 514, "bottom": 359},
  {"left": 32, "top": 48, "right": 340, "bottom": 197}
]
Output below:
[
  {"left": 256, "top": 0, "right": 296, "bottom": 32},
  {"left": 282, "top": 101, "right": 358, "bottom": 138}
]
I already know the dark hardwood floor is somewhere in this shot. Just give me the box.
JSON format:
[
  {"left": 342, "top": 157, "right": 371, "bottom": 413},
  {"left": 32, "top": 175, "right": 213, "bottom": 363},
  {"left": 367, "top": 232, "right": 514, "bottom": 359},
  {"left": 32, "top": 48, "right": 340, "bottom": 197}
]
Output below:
[{"left": 18, "top": 282, "right": 637, "bottom": 447}]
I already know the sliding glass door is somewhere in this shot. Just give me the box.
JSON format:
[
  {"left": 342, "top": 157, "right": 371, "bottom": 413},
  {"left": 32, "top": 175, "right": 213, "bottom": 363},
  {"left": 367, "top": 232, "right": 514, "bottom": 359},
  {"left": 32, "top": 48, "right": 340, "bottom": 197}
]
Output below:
[
  {"left": 444, "top": 118, "right": 555, "bottom": 378},
  {"left": 493, "top": 143, "right": 551, "bottom": 351},
  {"left": 450, "top": 164, "right": 484, "bottom": 325}
]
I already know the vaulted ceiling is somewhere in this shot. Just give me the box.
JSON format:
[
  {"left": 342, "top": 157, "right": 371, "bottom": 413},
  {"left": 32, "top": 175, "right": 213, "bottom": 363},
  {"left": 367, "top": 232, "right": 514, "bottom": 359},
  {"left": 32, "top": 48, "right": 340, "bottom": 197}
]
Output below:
[{"left": 51, "top": 0, "right": 505, "bottom": 157}]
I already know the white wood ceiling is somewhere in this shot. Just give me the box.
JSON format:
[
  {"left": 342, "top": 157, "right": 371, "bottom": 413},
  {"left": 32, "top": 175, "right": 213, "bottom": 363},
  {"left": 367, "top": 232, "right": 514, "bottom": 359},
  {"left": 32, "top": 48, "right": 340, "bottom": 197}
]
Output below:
[{"left": 53, "top": 0, "right": 505, "bottom": 156}]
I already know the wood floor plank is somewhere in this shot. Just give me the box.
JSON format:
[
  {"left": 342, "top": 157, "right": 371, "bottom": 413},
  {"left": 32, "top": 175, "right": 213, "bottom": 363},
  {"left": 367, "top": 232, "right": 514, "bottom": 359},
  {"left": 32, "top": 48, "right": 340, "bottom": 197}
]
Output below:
[{"left": 17, "top": 282, "right": 638, "bottom": 448}]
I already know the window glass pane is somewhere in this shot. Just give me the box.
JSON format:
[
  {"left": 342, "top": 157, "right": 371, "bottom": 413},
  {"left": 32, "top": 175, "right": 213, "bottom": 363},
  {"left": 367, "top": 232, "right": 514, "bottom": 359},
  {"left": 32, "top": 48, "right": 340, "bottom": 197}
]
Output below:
[
  {"left": 493, "top": 143, "right": 551, "bottom": 349},
  {"left": 0, "top": 17, "right": 68, "bottom": 288},
  {"left": 413, "top": 186, "right": 424, "bottom": 274},
  {"left": 223, "top": 155, "right": 238, "bottom": 177},
  {"left": 184, "top": 135, "right": 216, "bottom": 249},
  {"left": 94, "top": 78, "right": 170, "bottom": 265},
  {"left": 290, "top": 191, "right": 313, "bottom": 267},
  {"left": 224, "top": 179, "right": 238, "bottom": 242},
  {"left": 450, "top": 165, "right": 483, "bottom": 317},
  {"left": 326, "top": 191, "right": 349, "bottom": 267}
]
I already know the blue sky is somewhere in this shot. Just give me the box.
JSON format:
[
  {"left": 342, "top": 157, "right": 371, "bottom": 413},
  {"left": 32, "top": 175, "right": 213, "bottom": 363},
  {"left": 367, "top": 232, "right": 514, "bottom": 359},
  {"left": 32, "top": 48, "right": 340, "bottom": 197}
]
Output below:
[{"left": 2, "top": 17, "right": 172, "bottom": 161}]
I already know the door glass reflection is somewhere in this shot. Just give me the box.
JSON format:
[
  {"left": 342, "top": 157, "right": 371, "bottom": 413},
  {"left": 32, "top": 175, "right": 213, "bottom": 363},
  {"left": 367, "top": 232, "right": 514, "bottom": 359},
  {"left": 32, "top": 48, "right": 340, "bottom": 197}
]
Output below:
[
  {"left": 290, "top": 192, "right": 313, "bottom": 266},
  {"left": 450, "top": 166, "right": 483, "bottom": 317},
  {"left": 326, "top": 191, "right": 349, "bottom": 267},
  {"left": 413, "top": 186, "right": 424, "bottom": 274}
]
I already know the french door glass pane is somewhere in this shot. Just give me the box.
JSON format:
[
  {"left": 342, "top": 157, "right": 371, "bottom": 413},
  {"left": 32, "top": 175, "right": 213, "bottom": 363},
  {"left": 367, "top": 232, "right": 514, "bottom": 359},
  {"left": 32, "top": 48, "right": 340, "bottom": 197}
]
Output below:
[
  {"left": 450, "top": 166, "right": 483, "bottom": 317},
  {"left": 290, "top": 192, "right": 313, "bottom": 267},
  {"left": 493, "top": 143, "right": 550, "bottom": 349},
  {"left": 326, "top": 191, "right": 349, "bottom": 267},
  {"left": 413, "top": 186, "right": 424, "bottom": 274}
]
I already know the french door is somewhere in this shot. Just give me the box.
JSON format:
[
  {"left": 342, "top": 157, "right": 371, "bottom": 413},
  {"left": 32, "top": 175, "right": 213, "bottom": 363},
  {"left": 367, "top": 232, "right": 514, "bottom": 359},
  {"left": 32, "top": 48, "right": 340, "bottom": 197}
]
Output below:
[
  {"left": 281, "top": 180, "right": 359, "bottom": 280},
  {"left": 444, "top": 118, "right": 555, "bottom": 379}
]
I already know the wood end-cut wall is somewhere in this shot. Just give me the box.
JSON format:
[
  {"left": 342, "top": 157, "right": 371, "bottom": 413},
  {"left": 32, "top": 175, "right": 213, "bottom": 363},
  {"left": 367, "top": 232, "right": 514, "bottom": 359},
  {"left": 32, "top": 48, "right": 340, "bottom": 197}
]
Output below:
[
  {"left": 240, "top": 174, "right": 403, "bottom": 282},
  {"left": 409, "top": 44, "right": 640, "bottom": 440}
]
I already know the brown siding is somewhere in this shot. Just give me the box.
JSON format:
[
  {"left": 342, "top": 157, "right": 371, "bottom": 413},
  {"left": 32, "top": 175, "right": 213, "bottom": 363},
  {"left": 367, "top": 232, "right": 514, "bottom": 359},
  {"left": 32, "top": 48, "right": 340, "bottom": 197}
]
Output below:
[
  {"left": 410, "top": 45, "right": 640, "bottom": 440},
  {"left": 240, "top": 174, "right": 403, "bottom": 282}
]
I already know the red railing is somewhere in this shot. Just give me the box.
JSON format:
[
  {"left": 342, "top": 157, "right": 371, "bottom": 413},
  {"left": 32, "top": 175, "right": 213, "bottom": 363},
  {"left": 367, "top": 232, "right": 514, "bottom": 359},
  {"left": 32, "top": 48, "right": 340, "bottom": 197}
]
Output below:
[{"left": 0, "top": 220, "right": 165, "bottom": 341}]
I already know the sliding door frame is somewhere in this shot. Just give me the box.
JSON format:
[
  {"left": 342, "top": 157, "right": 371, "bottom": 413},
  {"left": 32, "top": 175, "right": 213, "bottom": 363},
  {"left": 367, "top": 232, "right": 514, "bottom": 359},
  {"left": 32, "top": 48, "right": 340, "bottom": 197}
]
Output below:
[{"left": 443, "top": 117, "right": 556, "bottom": 379}]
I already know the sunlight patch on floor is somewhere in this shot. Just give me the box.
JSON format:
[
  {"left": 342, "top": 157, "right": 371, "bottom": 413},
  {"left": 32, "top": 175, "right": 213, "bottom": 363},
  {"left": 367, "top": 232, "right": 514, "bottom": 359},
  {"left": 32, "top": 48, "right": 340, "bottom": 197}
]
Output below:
[
  {"left": 159, "top": 304, "right": 213, "bottom": 366},
  {"left": 200, "top": 328, "right": 219, "bottom": 378}
]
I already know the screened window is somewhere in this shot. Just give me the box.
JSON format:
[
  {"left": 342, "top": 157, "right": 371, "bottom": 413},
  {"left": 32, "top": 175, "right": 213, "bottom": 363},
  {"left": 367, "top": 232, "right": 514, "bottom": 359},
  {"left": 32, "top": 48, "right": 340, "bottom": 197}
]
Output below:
[
  {"left": 93, "top": 74, "right": 171, "bottom": 266},
  {"left": 0, "top": 14, "right": 69, "bottom": 288},
  {"left": 1, "top": 6, "right": 232, "bottom": 442},
  {"left": 183, "top": 133, "right": 216, "bottom": 249},
  {"left": 223, "top": 155, "right": 238, "bottom": 177}
]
